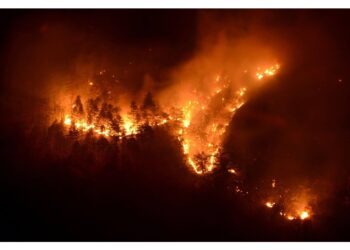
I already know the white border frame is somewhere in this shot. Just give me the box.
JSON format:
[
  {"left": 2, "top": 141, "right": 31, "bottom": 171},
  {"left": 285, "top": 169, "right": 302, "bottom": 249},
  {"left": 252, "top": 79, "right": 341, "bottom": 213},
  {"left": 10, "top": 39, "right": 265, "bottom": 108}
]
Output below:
[{"left": 1, "top": 0, "right": 350, "bottom": 9}]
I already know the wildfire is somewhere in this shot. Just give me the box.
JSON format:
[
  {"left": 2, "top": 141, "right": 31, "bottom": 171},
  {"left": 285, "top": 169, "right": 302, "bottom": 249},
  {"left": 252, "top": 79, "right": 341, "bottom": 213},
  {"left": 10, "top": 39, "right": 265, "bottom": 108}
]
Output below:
[
  {"left": 64, "top": 115, "right": 113, "bottom": 137},
  {"left": 61, "top": 92, "right": 171, "bottom": 139},
  {"left": 287, "top": 215, "right": 295, "bottom": 220},
  {"left": 122, "top": 116, "right": 138, "bottom": 136},
  {"left": 173, "top": 84, "right": 249, "bottom": 174},
  {"left": 182, "top": 103, "right": 192, "bottom": 128},
  {"left": 173, "top": 64, "right": 279, "bottom": 175},
  {"left": 62, "top": 111, "right": 167, "bottom": 138},
  {"left": 228, "top": 168, "right": 237, "bottom": 174},
  {"left": 54, "top": 61, "right": 319, "bottom": 224},
  {"left": 284, "top": 209, "right": 311, "bottom": 221},
  {"left": 265, "top": 201, "right": 275, "bottom": 208},
  {"left": 263, "top": 185, "right": 313, "bottom": 222},
  {"left": 264, "top": 199, "right": 312, "bottom": 221},
  {"left": 64, "top": 115, "right": 72, "bottom": 126},
  {"left": 59, "top": 62, "right": 281, "bottom": 176},
  {"left": 57, "top": 62, "right": 317, "bottom": 224},
  {"left": 299, "top": 211, "right": 310, "bottom": 220},
  {"left": 256, "top": 64, "right": 280, "bottom": 80}
]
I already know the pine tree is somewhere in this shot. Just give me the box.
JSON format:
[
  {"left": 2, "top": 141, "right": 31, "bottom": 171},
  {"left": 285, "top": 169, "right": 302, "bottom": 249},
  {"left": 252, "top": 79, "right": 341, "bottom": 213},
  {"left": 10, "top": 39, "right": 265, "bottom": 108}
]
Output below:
[
  {"left": 142, "top": 92, "right": 156, "bottom": 111},
  {"left": 72, "top": 96, "right": 84, "bottom": 117}
]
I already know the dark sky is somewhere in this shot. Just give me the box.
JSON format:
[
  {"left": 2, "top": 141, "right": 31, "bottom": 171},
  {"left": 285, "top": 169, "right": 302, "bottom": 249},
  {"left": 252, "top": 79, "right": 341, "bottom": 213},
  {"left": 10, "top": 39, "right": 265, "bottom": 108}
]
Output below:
[
  {"left": 0, "top": 10, "right": 198, "bottom": 94},
  {"left": 1, "top": 10, "right": 350, "bottom": 92},
  {"left": 1, "top": 10, "right": 350, "bottom": 90}
]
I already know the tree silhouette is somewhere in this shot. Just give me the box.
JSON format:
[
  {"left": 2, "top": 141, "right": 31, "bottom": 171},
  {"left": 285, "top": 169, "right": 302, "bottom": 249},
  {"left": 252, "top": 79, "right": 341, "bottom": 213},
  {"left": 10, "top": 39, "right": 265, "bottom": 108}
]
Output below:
[
  {"left": 142, "top": 92, "right": 156, "bottom": 111},
  {"left": 72, "top": 95, "right": 84, "bottom": 117}
]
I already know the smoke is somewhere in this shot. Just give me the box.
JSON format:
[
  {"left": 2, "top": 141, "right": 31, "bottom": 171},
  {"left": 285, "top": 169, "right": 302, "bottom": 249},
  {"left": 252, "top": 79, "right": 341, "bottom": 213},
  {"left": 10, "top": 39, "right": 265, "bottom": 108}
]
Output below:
[
  {"left": 158, "top": 11, "right": 288, "bottom": 107},
  {"left": 155, "top": 10, "right": 350, "bottom": 217}
]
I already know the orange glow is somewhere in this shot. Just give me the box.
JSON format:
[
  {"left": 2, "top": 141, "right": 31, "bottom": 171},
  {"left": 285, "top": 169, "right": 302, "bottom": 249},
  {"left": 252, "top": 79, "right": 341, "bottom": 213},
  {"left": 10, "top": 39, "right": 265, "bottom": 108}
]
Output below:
[
  {"left": 175, "top": 63, "right": 278, "bottom": 174},
  {"left": 265, "top": 202, "right": 275, "bottom": 208},
  {"left": 175, "top": 85, "right": 248, "bottom": 174},
  {"left": 255, "top": 64, "right": 280, "bottom": 80},
  {"left": 64, "top": 115, "right": 72, "bottom": 126},
  {"left": 58, "top": 62, "right": 281, "bottom": 176},
  {"left": 228, "top": 168, "right": 237, "bottom": 174},
  {"left": 287, "top": 215, "right": 295, "bottom": 221},
  {"left": 122, "top": 116, "right": 138, "bottom": 136},
  {"left": 262, "top": 190, "right": 313, "bottom": 222},
  {"left": 299, "top": 211, "right": 310, "bottom": 220},
  {"left": 52, "top": 55, "right": 320, "bottom": 225}
]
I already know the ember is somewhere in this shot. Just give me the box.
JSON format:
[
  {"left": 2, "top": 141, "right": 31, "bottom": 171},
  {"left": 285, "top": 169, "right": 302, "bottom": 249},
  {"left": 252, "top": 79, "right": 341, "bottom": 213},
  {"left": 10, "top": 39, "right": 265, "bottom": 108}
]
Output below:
[{"left": 265, "top": 201, "right": 275, "bottom": 208}]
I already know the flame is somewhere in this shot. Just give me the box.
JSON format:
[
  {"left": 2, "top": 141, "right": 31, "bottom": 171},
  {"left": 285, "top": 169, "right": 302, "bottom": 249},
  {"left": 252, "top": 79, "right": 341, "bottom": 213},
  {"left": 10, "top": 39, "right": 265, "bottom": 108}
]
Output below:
[
  {"left": 54, "top": 62, "right": 319, "bottom": 222},
  {"left": 56, "top": 62, "right": 310, "bottom": 223},
  {"left": 59, "top": 62, "right": 280, "bottom": 177},
  {"left": 174, "top": 85, "right": 248, "bottom": 174},
  {"left": 263, "top": 186, "right": 313, "bottom": 222},
  {"left": 284, "top": 209, "right": 311, "bottom": 221},
  {"left": 299, "top": 211, "right": 310, "bottom": 220},
  {"left": 61, "top": 97, "right": 171, "bottom": 139},
  {"left": 265, "top": 201, "right": 275, "bottom": 208},
  {"left": 58, "top": 62, "right": 280, "bottom": 176},
  {"left": 183, "top": 140, "right": 190, "bottom": 155},
  {"left": 256, "top": 64, "right": 280, "bottom": 80},
  {"left": 64, "top": 115, "right": 114, "bottom": 137},
  {"left": 64, "top": 115, "right": 72, "bottom": 126},
  {"left": 287, "top": 215, "right": 295, "bottom": 221},
  {"left": 182, "top": 104, "right": 192, "bottom": 128},
  {"left": 122, "top": 116, "right": 138, "bottom": 136},
  {"left": 264, "top": 200, "right": 312, "bottom": 221},
  {"left": 173, "top": 64, "right": 278, "bottom": 175},
  {"left": 228, "top": 168, "right": 237, "bottom": 174}
]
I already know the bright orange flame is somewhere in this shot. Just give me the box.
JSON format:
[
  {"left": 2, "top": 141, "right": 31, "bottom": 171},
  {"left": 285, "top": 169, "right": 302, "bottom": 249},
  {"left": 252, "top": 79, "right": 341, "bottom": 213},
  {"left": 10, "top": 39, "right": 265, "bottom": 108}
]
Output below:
[
  {"left": 175, "top": 85, "right": 248, "bottom": 174},
  {"left": 299, "top": 211, "right": 310, "bottom": 220},
  {"left": 228, "top": 168, "right": 237, "bottom": 174},
  {"left": 287, "top": 215, "right": 295, "bottom": 221},
  {"left": 62, "top": 113, "right": 140, "bottom": 138},
  {"left": 122, "top": 116, "right": 137, "bottom": 136},
  {"left": 158, "top": 63, "right": 281, "bottom": 175},
  {"left": 265, "top": 201, "right": 275, "bottom": 208},
  {"left": 256, "top": 64, "right": 280, "bottom": 80},
  {"left": 64, "top": 115, "right": 72, "bottom": 126}
]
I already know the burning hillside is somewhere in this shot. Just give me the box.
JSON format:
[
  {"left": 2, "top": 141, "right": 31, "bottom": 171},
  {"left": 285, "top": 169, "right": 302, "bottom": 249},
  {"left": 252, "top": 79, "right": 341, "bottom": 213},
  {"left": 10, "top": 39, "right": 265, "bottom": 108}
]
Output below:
[
  {"left": 52, "top": 61, "right": 314, "bottom": 222},
  {"left": 3, "top": 9, "right": 350, "bottom": 241},
  {"left": 58, "top": 63, "right": 276, "bottom": 175}
]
